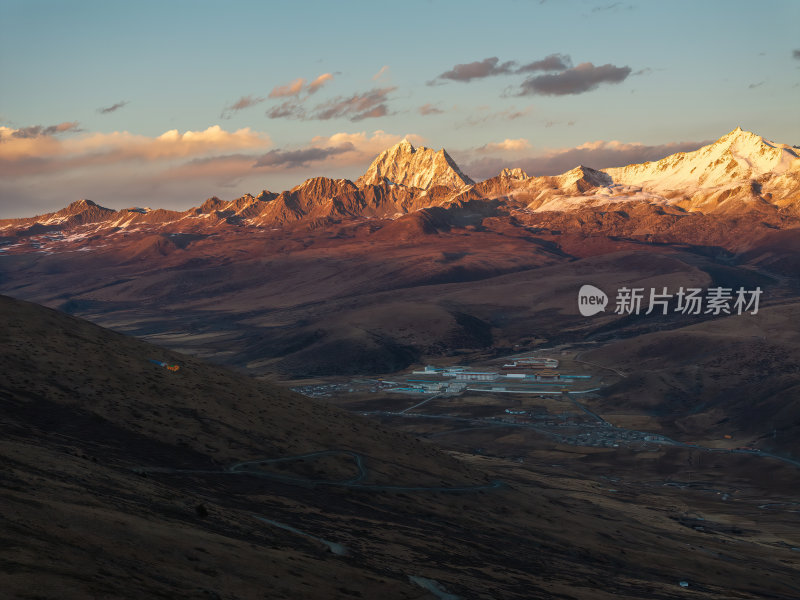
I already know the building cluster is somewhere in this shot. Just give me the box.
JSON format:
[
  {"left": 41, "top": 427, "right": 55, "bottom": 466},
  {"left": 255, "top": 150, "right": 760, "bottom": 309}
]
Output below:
[
  {"left": 502, "top": 357, "right": 559, "bottom": 369},
  {"left": 403, "top": 358, "right": 593, "bottom": 395},
  {"left": 295, "top": 355, "right": 594, "bottom": 399},
  {"left": 392, "top": 380, "right": 467, "bottom": 394}
]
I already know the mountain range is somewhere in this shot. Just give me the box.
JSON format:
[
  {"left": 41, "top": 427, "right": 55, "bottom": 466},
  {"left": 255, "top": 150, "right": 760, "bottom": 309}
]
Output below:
[
  {"left": 2, "top": 128, "right": 798, "bottom": 245},
  {"left": 2, "top": 127, "right": 800, "bottom": 452}
]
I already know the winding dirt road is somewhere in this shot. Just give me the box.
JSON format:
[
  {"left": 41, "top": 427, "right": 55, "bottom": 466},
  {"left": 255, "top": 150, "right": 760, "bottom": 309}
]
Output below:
[{"left": 137, "top": 449, "right": 505, "bottom": 492}]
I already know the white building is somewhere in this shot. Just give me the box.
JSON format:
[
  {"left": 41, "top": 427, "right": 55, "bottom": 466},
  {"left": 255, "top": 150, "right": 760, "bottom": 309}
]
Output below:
[{"left": 453, "top": 371, "right": 498, "bottom": 382}]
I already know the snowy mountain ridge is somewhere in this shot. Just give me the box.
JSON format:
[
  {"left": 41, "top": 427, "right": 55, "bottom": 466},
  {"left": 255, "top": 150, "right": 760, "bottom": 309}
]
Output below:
[
  {"left": 604, "top": 127, "right": 799, "bottom": 192},
  {"left": 2, "top": 128, "right": 800, "bottom": 240}
]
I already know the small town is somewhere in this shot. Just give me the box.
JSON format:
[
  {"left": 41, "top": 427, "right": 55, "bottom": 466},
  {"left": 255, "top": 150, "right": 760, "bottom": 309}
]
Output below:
[{"left": 289, "top": 353, "right": 668, "bottom": 451}]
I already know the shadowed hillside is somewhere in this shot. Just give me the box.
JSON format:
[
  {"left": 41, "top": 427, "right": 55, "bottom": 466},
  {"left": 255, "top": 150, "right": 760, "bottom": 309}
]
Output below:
[{"left": 2, "top": 295, "right": 800, "bottom": 599}]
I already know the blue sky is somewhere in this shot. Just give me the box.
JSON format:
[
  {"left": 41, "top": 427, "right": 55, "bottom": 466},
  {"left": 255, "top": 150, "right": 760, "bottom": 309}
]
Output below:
[{"left": 1, "top": 0, "right": 799, "bottom": 216}]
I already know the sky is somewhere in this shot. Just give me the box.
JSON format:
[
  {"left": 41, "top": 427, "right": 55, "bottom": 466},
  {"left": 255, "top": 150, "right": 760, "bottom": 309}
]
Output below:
[{"left": 1, "top": 0, "right": 799, "bottom": 217}]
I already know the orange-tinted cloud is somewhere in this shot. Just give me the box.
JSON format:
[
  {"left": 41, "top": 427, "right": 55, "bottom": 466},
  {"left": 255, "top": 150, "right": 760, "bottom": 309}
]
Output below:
[
  {"left": 311, "top": 87, "right": 396, "bottom": 121},
  {"left": 10, "top": 121, "right": 82, "bottom": 138},
  {"left": 372, "top": 65, "right": 389, "bottom": 80},
  {"left": 418, "top": 103, "right": 444, "bottom": 116},
  {"left": 0, "top": 124, "right": 422, "bottom": 183},
  {"left": 151, "top": 130, "right": 424, "bottom": 183},
  {"left": 308, "top": 73, "right": 334, "bottom": 94},
  {"left": 477, "top": 138, "right": 531, "bottom": 153},
  {"left": 267, "top": 87, "right": 397, "bottom": 122},
  {"left": 0, "top": 125, "right": 428, "bottom": 216},
  {"left": 263, "top": 73, "right": 335, "bottom": 118},
  {"left": 309, "top": 130, "right": 424, "bottom": 164},
  {"left": 0, "top": 125, "right": 271, "bottom": 176},
  {"left": 269, "top": 77, "right": 306, "bottom": 98}
]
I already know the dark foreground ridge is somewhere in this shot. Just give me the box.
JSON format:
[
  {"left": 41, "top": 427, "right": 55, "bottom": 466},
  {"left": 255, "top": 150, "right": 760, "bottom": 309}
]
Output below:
[{"left": 2, "top": 294, "right": 800, "bottom": 599}]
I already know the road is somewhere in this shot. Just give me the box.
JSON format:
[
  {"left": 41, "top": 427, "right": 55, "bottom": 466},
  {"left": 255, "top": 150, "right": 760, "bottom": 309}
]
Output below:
[
  {"left": 400, "top": 393, "right": 442, "bottom": 414},
  {"left": 566, "top": 394, "right": 611, "bottom": 425},
  {"left": 252, "top": 515, "right": 349, "bottom": 555},
  {"left": 137, "top": 449, "right": 505, "bottom": 493},
  {"left": 574, "top": 351, "right": 628, "bottom": 378},
  {"left": 228, "top": 450, "right": 367, "bottom": 485}
]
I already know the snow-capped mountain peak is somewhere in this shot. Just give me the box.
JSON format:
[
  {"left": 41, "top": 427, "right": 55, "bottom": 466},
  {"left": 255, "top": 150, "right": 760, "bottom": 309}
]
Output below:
[
  {"left": 355, "top": 140, "right": 474, "bottom": 190},
  {"left": 604, "top": 128, "right": 800, "bottom": 194}
]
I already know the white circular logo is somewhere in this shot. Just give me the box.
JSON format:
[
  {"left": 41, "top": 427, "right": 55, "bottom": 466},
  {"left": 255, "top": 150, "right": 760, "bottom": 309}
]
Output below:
[{"left": 578, "top": 284, "right": 608, "bottom": 316}]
